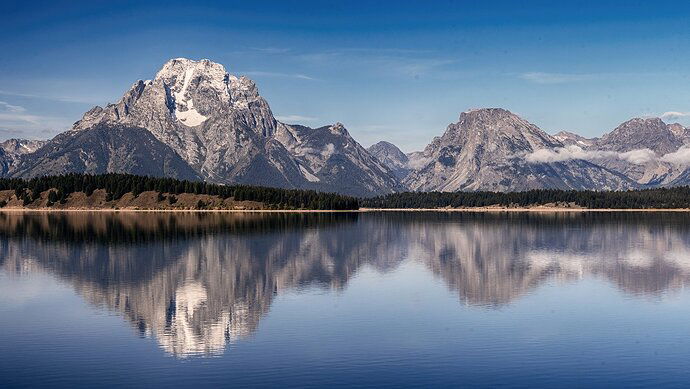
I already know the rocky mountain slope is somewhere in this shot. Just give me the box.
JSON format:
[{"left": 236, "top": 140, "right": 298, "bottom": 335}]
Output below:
[
  {"left": 12, "top": 124, "right": 201, "bottom": 179},
  {"left": 553, "top": 131, "right": 597, "bottom": 148},
  {"left": 367, "top": 141, "right": 410, "bottom": 179},
  {"left": 4, "top": 58, "right": 690, "bottom": 195},
  {"left": 402, "top": 108, "right": 636, "bottom": 192},
  {"left": 9, "top": 58, "right": 400, "bottom": 197},
  {"left": 592, "top": 118, "right": 690, "bottom": 185},
  {"left": 597, "top": 118, "right": 688, "bottom": 154}
]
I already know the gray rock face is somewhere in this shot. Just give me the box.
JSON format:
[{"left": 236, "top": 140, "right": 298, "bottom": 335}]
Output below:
[
  {"left": 597, "top": 118, "right": 688, "bottom": 154},
  {"left": 402, "top": 108, "right": 637, "bottom": 191},
  {"left": 367, "top": 141, "right": 410, "bottom": 179},
  {"left": 553, "top": 131, "right": 597, "bottom": 148},
  {"left": 593, "top": 118, "right": 690, "bottom": 185},
  {"left": 11, "top": 58, "right": 400, "bottom": 196}
]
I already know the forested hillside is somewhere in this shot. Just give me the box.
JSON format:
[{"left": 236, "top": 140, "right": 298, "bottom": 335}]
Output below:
[{"left": 0, "top": 173, "right": 360, "bottom": 210}]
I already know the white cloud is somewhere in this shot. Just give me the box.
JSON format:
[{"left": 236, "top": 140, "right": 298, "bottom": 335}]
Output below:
[
  {"left": 275, "top": 114, "right": 319, "bottom": 123},
  {"left": 660, "top": 111, "right": 690, "bottom": 121},
  {"left": 526, "top": 146, "right": 592, "bottom": 163},
  {"left": 525, "top": 145, "right": 656, "bottom": 165},
  {"left": 661, "top": 146, "right": 690, "bottom": 165},
  {"left": 519, "top": 72, "right": 595, "bottom": 84},
  {"left": 525, "top": 144, "right": 690, "bottom": 167},
  {"left": 619, "top": 149, "right": 657, "bottom": 165}
]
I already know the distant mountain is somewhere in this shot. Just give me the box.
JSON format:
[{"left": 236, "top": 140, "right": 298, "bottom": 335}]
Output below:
[
  {"left": 1, "top": 138, "right": 47, "bottom": 157},
  {"left": 593, "top": 118, "right": 690, "bottom": 185},
  {"left": 0, "top": 138, "right": 47, "bottom": 175},
  {"left": 10, "top": 58, "right": 400, "bottom": 197},
  {"left": 402, "top": 108, "right": 636, "bottom": 191},
  {"left": 597, "top": 118, "right": 689, "bottom": 154},
  {"left": 367, "top": 141, "right": 410, "bottom": 179}
]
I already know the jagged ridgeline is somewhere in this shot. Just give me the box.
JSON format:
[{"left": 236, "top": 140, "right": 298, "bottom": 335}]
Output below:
[
  {"left": 7, "top": 59, "right": 690, "bottom": 195},
  {"left": 363, "top": 187, "right": 690, "bottom": 209},
  {"left": 0, "top": 173, "right": 360, "bottom": 210}
]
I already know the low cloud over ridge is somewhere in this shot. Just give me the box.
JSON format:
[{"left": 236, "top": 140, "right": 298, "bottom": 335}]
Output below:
[{"left": 524, "top": 145, "right": 690, "bottom": 166}]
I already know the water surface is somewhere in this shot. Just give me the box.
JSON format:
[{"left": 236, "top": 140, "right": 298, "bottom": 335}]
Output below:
[{"left": 2, "top": 211, "right": 690, "bottom": 387}]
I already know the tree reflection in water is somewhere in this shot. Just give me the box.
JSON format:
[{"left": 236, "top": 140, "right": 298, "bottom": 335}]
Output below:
[{"left": 1, "top": 211, "right": 690, "bottom": 357}]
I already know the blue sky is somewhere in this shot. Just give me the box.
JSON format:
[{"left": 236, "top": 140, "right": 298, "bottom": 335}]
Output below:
[{"left": 3, "top": 0, "right": 690, "bottom": 151}]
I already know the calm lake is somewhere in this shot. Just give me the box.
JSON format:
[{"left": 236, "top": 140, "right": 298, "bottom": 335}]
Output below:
[{"left": 2, "top": 211, "right": 690, "bottom": 387}]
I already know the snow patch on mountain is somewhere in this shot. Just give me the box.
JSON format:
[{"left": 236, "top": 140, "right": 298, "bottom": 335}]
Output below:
[{"left": 173, "top": 64, "right": 208, "bottom": 126}]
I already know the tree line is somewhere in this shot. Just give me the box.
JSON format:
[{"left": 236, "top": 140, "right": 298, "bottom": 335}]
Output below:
[
  {"left": 0, "top": 173, "right": 360, "bottom": 210},
  {"left": 362, "top": 187, "right": 690, "bottom": 209},
  {"left": 4, "top": 173, "right": 690, "bottom": 210}
]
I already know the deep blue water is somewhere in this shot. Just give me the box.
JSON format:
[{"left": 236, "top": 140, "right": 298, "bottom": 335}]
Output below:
[{"left": 2, "top": 211, "right": 690, "bottom": 387}]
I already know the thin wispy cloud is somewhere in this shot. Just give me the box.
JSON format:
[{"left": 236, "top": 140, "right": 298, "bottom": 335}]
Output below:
[
  {"left": 250, "top": 47, "right": 292, "bottom": 54},
  {"left": 316, "top": 48, "right": 436, "bottom": 56},
  {"left": 232, "top": 46, "right": 459, "bottom": 81},
  {"left": 520, "top": 72, "right": 596, "bottom": 84},
  {"left": 0, "top": 101, "right": 26, "bottom": 113},
  {"left": 0, "top": 100, "right": 70, "bottom": 139},
  {"left": 295, "top": 48, "right": 458, "bottom": 79},
  {"left": 0, "top": 102, "right": 37, "bottom": 124},
  {"left": 241, "top": 71, "right": 317, "bottom": 80},
  {"left": 0, "top": 89, "right": 101, "bottom": 104},
  {"left": 275, "top": 114, "right": 319, "bottom": 123},
  {"left": 0, "top": 112, "right": 43, "bottom": 125}
]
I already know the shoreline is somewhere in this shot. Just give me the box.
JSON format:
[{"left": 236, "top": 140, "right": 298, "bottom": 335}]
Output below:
[
  {"left": 1, "top": 207, "right": 690, "bottom": 213},
  {"left": 360, "top": 207, "right": 690, "bottom": 212}
]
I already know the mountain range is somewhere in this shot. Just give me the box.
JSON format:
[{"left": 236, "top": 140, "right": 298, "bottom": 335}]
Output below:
[{"left": 5, "top": 58, "right": 690, "bottom": 196}]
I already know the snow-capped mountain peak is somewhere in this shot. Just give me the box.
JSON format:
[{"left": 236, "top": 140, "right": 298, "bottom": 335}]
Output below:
[{"left": 12, "top": 58, "right": 401, "bottom": 197}]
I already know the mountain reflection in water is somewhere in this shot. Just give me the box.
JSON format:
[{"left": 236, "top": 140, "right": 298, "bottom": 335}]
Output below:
[{"left": 1, "top": 211, "right": 690, "bottom": 358}]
